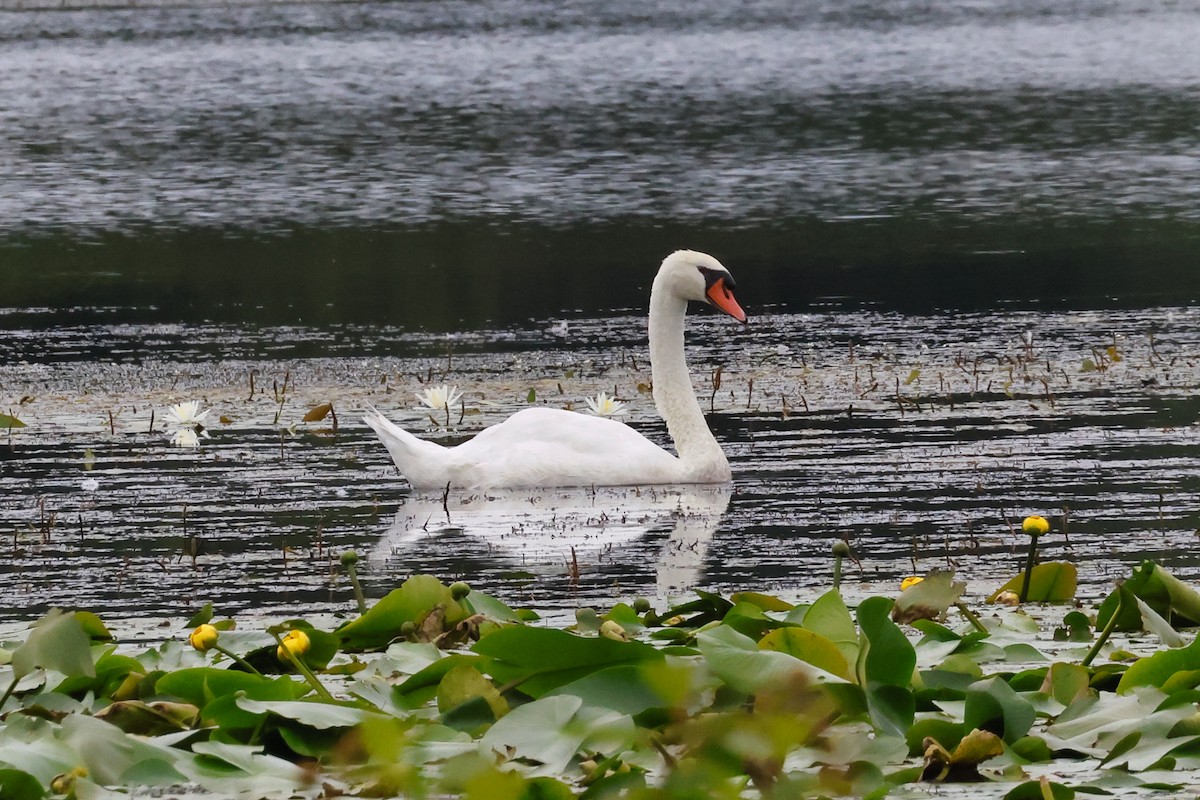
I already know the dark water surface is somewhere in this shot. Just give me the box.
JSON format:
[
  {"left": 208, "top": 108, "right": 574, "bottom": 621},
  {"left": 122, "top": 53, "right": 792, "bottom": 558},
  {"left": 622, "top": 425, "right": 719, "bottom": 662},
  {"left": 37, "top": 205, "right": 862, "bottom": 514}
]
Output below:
[
  {"left": 2, "top": 0, "right": 1199, "bottom": 325},
  {"left": 2, "top": 0, "right": 1200, "bottom": 620}
]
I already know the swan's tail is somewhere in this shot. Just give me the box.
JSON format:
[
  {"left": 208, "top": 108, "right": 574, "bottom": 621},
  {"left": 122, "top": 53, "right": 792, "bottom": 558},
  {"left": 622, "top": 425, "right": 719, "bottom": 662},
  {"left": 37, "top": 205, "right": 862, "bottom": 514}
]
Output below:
[{"left": 363, "top": 404, "right": 446, "bottom": 485}]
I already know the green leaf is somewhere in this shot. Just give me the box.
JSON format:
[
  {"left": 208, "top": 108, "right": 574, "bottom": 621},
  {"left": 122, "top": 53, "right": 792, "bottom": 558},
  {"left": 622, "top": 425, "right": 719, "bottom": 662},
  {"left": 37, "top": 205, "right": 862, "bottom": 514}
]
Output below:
[
  {"left": 1117, "top": 632, "right": 1200, "bottom": 694},
  {"left": 0, "top": 768, "right": 45, "bottom": 800},
  {"left": 802, "top": 588, "right": 859, "bottom": 667},
  {"left": 544, "top": 664, "right": 670, "bottom": 716},
  {"left": 730, "top": 591, "right": 794, "bottom": 612},
  {"left": 155, "top": 668, "right": 305, "bottom": 708},
  {"left": 234, "top": 697, "right": 384, "bottom": 729},
  {"left": 698, "top": 624, "right": 848, "bottom": 695},
  {"left": 336, "top": 575, "right": 467, "bottom": 650},
  {"left": 437, "top": 663, "right": 508, "bottom": 722},
  {"left": 891, "top": 569, "right": 965, "bottom": 624},
  {"left": 187, "top": 603, "right": 215, "bottom": 628},
  {"left": 857, "top": 597, "right": 916, "bottom": 736},
  {"left": 0, "top": 413, "right": 26, "bottom": 429},
  {"left": 1041, "top": 662, "right": 1092, "bottom": 706},
  {"left": 1004, "top": 779, "right": 1075, "bottom": 800},
  {"left": 12, "top": 610, "right": 95, "bottom": 680},
  {"left": 759, "top": 627, "right": 853, "bottom": 681},
  {"left": 461, "top": 590, "right": 522, "bottom": 622},
  {"left": 1097, "top": 561, "right": 1200, "bottom": 631},
  {"left": 473, "top": 626, "right": 663, "bottom": 698},
  {"left": 857, "top": 597, "right": 915, "bottom": 689},
  {"left": 964, "top": 676, "right": 1036, "bottom": 742},
  {"left": 990, "top": 562, "right": 1078, "bottom": 602},
  {"left": 526, "top": 388, "right": 536, "bottom": 403}
]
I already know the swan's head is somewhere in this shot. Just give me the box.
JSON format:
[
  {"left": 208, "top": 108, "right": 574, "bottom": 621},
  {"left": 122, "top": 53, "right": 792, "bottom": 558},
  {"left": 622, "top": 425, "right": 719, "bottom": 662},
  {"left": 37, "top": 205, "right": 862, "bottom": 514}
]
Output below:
[{"left": 657, "top": 250, "right": 748, "bottom": 324}]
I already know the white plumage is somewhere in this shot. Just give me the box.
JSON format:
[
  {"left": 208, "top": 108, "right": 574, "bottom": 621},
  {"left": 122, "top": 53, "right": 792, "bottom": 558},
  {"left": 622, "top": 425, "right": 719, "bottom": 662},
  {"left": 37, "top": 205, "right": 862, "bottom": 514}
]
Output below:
[{"left": 364, "top": 250, "right": 747, "bottom": 490}]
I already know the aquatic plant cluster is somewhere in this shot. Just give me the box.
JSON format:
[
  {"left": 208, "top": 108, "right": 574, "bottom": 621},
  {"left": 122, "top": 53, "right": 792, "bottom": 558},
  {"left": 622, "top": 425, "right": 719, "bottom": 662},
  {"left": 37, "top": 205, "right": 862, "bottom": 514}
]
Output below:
[{"left": 4, "top": 556, "right": 1200, "bottom": 798}]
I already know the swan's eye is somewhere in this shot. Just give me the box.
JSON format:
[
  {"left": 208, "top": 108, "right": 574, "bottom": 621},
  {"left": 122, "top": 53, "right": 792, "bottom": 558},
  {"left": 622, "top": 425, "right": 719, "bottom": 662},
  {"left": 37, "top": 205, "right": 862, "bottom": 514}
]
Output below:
[{"left": 698, "top": 266, "right": 735, "bottom": 293}]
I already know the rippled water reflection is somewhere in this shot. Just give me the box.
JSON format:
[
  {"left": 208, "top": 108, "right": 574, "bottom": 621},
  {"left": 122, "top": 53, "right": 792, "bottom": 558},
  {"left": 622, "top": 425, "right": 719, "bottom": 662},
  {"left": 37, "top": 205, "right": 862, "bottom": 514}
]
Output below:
[{"left": 3, "top": 306, "right": 1198, "bottom": 621}]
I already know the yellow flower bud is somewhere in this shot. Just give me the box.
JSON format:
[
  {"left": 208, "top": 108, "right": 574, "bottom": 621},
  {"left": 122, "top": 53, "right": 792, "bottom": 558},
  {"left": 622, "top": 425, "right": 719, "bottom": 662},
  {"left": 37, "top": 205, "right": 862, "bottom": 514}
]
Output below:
[
  {"left": 1022, "top": 515, "right": 1050, "bottom": 536},
  {"left": 900, "top": 576, "right": 924, "bottom": 591},
  {"left": 599, "top": 620, "right": 629, "bottom": 642},
  {"left": 188, "top": 624, "right": 219, "bottom": 652},
  {"left": 276, "top": 629, "right": 312, "bottom": 662}
]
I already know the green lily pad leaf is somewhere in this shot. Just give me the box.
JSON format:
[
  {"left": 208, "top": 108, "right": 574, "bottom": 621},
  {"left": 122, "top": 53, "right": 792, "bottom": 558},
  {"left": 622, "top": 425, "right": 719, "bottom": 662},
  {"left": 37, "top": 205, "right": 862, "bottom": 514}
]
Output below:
[
  {"left": 473, "top": 626, "right": 662, "bottom": 698},
  {"left": 155, "top": 668, "right": 305, "bottom": 708},
  {"left": 964, "top": 676, "right": 1036, "bottom": 742},
  {"left": 1097, "top": 561, "right": 1200, "bottom": 631},
  {"left": 336, "top": 575, "right": 467, "bottom": 650},
  {"left": 699, "top": 624, "right": 848, "bottom": 695},
  {"left": 93, "top": 700, "right": 200, "bottom": 735},
  {"left": 1055, "top": 611, "right": 1092, "bottom": 642},
  {"left": 759, "top": 627, "right": 853, "bottom": 681},
  {"left": 234, "top": 697, "right": 383, "bottom": 729},
  {"left": 187, "top": 602, "right": 215, "bottom": 628},
  {"left": 72, "top": 612, "right": 112, "bottom": 641},
  {"left": 478, "top": 695, "right": 614, "bottom": 777},
  {"left": 906, "top": 718, "right": 966, "bottom": 757},
  {"left": 0, "top": 413, "right": 26, "bottom": 429},
  {"left": 1133, "top": 595, "right": 1189, "bottom": 647},
  {"left": 1117, "top": 633, "right": 1200, "bottom": 694},
  {"left": 13, "top": 610, "right": 95, "bottom": 680},
  {"left": 921, "top": 727, "right": 1004, "bottom": 781},
  {"left": 461, "top": 589, "right": 522, "bottom": 622},
  {"left": 802, "top": 588, "right": 859, "bottom": 667},
  {"left": 857, "top": 597, "right": 916, "bottom": 736},
  {"left": 730, "top": 591, "right": 794, "bottom": 612},
  {"left": 437, "top": 663, "right": 508, "bottom": 724},
  {"left": 394, "top": 653, "right": 481, "bottom": 710},
  {"left": 544, "top": 663, "right": 670, "bottom": 716},
  {"left": 892, "top": 570, "right": 966, "bottom": 624},
  {"left": 1041, "top": 662, "right": 1092, "bottom": 706},
  {"left": 989, "top": 562, "right": 1077, "bottom": 603},
  {"left": 61, "top": 714, "right": 187, "bottom": 786},
  {"left": 1004, "top": 778, "right": 1075, "bottom": 800},
  {"left": 0, "top": 768, "right": 44, "bottom": 800},
  {"left": 858, "top": 597, "right": 915, "bottom": 689}
]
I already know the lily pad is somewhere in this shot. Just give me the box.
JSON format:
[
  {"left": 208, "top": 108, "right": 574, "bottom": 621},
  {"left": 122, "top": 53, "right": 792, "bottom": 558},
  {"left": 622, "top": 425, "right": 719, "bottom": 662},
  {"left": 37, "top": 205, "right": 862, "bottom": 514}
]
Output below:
[{"left": 990, "top": 562, "right": 1077, "bottom": 603}]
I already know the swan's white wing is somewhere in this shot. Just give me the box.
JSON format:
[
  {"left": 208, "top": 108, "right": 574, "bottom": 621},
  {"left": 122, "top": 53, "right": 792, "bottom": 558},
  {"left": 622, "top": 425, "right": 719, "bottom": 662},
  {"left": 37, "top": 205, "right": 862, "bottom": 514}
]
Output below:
[{"left": 445, "top": 408, "right": 685, "bottom": 489}]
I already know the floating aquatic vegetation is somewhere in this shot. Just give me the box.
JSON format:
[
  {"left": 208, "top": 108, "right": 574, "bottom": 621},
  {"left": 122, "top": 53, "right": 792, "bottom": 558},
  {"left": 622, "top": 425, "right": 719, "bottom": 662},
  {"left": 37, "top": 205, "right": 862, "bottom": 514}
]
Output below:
[{"left": 1, "top": 564, "right": 1200, "bottom": 797}]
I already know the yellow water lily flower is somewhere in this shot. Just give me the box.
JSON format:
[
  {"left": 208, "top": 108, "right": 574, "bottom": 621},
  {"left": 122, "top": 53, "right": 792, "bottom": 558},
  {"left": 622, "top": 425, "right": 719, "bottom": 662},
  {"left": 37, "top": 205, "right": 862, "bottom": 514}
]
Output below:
[
  {"left": 188, "top": 624, "right": 219, "bottom": 652},
  {"left": 584, "top": 391, "right": 626, "bottom": 417},
  {"left": 900, "top": 576, "right": 925, "bottom": 591},
  {"left": 1022, "top": 515, "right": 1050, "bottom": 536},
  {"left": 276, "top": 629, "right": 312, "bottom": 662}
]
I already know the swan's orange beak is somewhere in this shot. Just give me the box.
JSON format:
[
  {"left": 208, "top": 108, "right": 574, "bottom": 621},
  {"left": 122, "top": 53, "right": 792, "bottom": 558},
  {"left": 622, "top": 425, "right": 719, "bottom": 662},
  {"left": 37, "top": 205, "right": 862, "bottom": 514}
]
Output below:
[{"left": 706, "top": 276, "right": 748, "bottom": 324}]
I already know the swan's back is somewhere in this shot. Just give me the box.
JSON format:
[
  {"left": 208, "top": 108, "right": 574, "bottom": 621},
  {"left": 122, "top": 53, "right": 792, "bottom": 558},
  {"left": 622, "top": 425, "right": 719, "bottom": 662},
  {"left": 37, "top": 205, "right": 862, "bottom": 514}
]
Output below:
[{"left": 440, "top": 407, "right": 685, "bottom": 489}]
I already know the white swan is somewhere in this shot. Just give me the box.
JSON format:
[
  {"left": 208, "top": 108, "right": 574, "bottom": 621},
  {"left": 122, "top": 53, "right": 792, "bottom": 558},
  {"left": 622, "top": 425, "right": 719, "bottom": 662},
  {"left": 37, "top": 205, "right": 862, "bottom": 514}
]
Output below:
[{"left": 364, "top": 250, "right": 747, "bottom": 490}]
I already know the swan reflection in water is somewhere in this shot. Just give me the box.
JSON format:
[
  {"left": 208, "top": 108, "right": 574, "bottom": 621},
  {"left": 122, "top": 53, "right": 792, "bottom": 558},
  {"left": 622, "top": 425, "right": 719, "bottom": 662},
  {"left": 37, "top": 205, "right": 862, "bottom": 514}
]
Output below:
[{"left": 371, "top": 484, "right": 732, "bottom": 594}]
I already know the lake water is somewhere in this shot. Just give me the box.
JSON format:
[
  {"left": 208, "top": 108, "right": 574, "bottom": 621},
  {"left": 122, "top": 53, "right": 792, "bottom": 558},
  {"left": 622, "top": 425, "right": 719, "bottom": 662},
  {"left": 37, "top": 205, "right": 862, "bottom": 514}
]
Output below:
[{"left": 2, "top": 0, "right": 1200, "bottom": 621}]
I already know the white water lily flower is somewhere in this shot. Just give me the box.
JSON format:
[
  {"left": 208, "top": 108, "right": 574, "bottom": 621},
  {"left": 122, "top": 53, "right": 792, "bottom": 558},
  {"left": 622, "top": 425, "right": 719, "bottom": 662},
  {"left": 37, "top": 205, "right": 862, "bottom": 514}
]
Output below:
[
  {"left": 170, "top": 427, "right": 201, "bottom": 448},
  {"left": 167, "top": 400, "right": 210, "bottom": 427},
  {"left": 416, "top": 384, "right": 463, "bottom": 411},
  {"left": 585, "top": 392, "right": 626, "bottom": 417}
]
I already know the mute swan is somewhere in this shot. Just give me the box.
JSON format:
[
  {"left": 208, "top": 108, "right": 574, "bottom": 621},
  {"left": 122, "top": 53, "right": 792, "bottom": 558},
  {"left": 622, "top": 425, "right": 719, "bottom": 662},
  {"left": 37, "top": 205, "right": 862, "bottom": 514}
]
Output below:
[{"left": 364, "top": 249, "right": 747, "bottom": 490}]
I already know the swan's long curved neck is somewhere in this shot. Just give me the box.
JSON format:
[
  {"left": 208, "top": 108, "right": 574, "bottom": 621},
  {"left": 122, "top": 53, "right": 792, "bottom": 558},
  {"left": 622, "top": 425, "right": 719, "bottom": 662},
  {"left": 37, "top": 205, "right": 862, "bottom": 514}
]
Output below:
[{"left": 649, "top": 281, "right": 725, "bottom": 467}]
